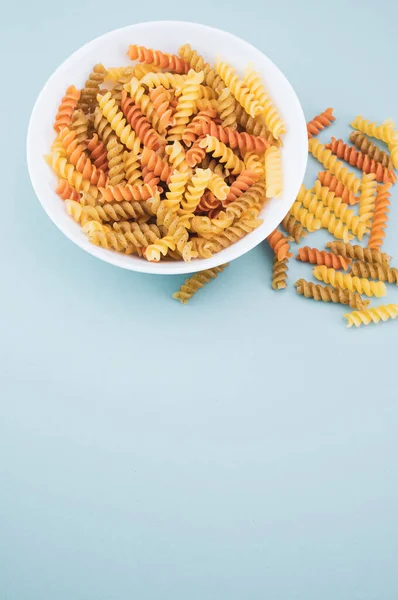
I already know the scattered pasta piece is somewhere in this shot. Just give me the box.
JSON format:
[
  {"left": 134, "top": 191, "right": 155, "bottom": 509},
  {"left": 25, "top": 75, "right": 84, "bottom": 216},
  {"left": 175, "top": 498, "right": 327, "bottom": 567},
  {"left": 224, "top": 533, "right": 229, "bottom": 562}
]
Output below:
[
  {"left": 344, "top": 305, "right": 398, "bottom": 328},
  {"left": 348, "top": 261, "right": 398, "bottom": 285},
  {"left": 326, "top": 242, "right": 391, "bottom": 266},
  {"left": 295, "top": 279, "right": 369, "bottom": 310},
  {"left": 173, "top": 264, "right": 229, "bottom": 303},
  {"left": 325, "top": 138, "right": 396, "bottom": 183},
  {"left": 308, "top": 138, "right": 361, "bottom": 194},
  {"left": 297, "top": 247, "right": 351, "bottom": 270},
  {"left": 307, "top": 108, "right": 335, "bottom": 138},
  {"left": 272, "top": 256, "right": 289, "bottom": 290},
  {"left": 313, "top": 266, "right": 387, "bottom": 297},
  {"left": 349, "top": 132, "right": 394, "bottom": 170},
  {"left": 281, "top": 214, "right": 308, "bottom": 243},
  {"left": 368, "top": 184, "right": 392, "bottom": 249},
  {"left": 350, "top": 116, "right": 396, "bottom": 146}
]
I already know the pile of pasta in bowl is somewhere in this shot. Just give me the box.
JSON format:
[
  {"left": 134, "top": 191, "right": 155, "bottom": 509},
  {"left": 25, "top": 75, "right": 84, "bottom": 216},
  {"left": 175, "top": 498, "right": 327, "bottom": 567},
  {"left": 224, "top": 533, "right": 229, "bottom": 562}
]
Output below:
[{"left": 47, "top": 43, "right": 285, "bottom": 265}]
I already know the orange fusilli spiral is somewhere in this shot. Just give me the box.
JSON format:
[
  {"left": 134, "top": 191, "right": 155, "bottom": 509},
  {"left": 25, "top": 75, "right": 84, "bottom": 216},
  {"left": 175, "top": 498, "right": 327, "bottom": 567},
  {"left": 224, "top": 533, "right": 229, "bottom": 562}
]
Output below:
[
  {"left": 142, "top": 166, "right": 160, "bottom": 188},
  {"left": 59, "top": 127, "right": 108, "bottom": 187},
  {"left": 99, "top": 183, "right": 156, "bottom": 203},
  {"left": 148, "top": 87, "right": 174, "bottom": 134},
  {"left": 120, "top": 90, "right": 162, "bottom": 150},
  {"left": 186, "top": 138, "right": 207, "bottom": 167},
  {"left": 193, "top": 120, "right": 270, "bottom": 153},
  {"left": 326, "top": 138, "right": 396, "bottom": 183},
  {"left": 297, "top": 247, "right": 351, "bottom": 270},
  {"left": 368, "top": 183, "right": 392, "bottom": 250},
  {"left": 128, "top": 45, "right": 190, "bottom": 74},
  {"left": 267, "top": 229, "right": 293, "bottom": 260},
  {"left": 54, "top": 85, "right": 81, "bottom": 132},
  {"left": 307, "top": 108, "right": 335, "bottom": 138},
  {"left": 182, "top": 109, "right": 217, "bottom": 146},
  {"left": 56, "top": 179, "right": 81, "bottom": 201},
  {"left": 317, "top": 171, "right": 356, "bottom": 205},
  {"left": 197, "top": 191, "right": 222, "bottom": 214},
  {"left": 224, "top": 170, "right": 259, "bottom": 204},
  {"left": 140, "top": 147, "right": 171, "bottom": 182},
  {"left": 86, "top": 134, "right": 108, "bottom": 172}
]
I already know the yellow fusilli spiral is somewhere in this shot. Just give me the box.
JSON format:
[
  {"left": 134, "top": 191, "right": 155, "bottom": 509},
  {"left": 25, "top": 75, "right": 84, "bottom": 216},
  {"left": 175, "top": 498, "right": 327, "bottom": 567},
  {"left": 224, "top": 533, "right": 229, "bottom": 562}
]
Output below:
[
  {"left": 351, "top": 116, "right": 396, "bottom": 146},
  {"left": 145, "top": 236, "right": 177, "bottom": 261},
  {"left": 208, "top": 172, "right": 230, "bottom": 200},
  {"left": 312, "top": 181, "right": 369, "bottom": 240},
  {"left": 225, "top": 181, "right": 266, "bottom": 220},
  {"left": 140, "top": 71, "right": 186, "bottom": 90},
  {"left": 45, "top": 153, "right": 92, "bottom": 193},
  {"left": 97, "top": 92, "right": 140, "bottom": 153},
  {"left": 84, "top": 220, "right": 161, "bottom": 255},
  {"left": 106, "top": 135, "right": 126, "bottom": 187},
  {"left": 358, "top": 173, "right": 377, "bottom": 224},
  {"left": 165, "top": 169, "right": 190, "bottom": 209},
  {"left": 178, "top": 44, "right": 224, "bottom": 91},
  {"left": 344, "top": 304, "right": 398, "bottom": 328},
  {"left": 179, "top": 168, "right": 212, "bottom": 214},
  {"left": 243, "top": 67, "right": 286, "bottom": 139},
  {"left": 296, "top": 184, "right": 352, "bottom": 241},
  {"left": 93, "top": 107, "right": 114, "bottom": 145},
  {"left": 76, "top": 200, "right": 149, "bottom": 224},
  {"left": 199, "top": 135, "right": 245, "bottom": 175},
  {"left": 290, "top": 201, "right": 321, "bottom": 232},
  {"left": 123, "top": 151, "right": 142, "bottom": 186},
  {"left": 243, "top": 152, "right": 264, "bottom": 178},
  {"left": 215, "top": 60, "right": 263, "bottom": 118},
  {"left": 106, "top": 66, "right": 134, "bottom": 82},
  {"left": 191, "top": 237, "right": 214, "bottom": 258},
  {"left": 70, "top": 110, "right": 89, "bottom": 146},
  {"left": 313, "top": 266, "right": 387, "bottom": 297},
  {"left": 308, "top": 138, "right": 361, "bottom": 194},
  {"left": 165, "top": 140, "right": 189, "bottom": 172},
  {"left": 123, "top": 78, "right": 164, "bottom": 133},
  {"left": 167, "top": 69, "right": 204, "bottom": 140},
  {"left": 264, "top": 146, "right": 282, "bottom": 198},
  {"left": 173, "top": 264, "right": 228, "bottom": 303},
  {"left": 132, "top": 63, "right": 161, "bottom": 79},
  {"left": 217, "top": 87, "right": 237, "bottom": 130}
]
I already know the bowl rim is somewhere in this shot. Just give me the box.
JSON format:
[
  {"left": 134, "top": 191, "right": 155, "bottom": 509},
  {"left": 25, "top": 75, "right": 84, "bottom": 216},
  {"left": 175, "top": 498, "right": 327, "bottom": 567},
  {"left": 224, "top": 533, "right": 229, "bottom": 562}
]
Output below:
[{"left": 27, "top": 20, "right": 308, "bottom": 275}]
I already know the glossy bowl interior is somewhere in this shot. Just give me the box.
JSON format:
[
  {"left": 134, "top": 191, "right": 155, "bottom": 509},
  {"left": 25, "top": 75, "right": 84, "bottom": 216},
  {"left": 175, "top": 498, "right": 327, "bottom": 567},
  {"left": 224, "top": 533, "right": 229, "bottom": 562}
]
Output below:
[{"left": 27, "top": 20, "right": 308, "bottom": 274}]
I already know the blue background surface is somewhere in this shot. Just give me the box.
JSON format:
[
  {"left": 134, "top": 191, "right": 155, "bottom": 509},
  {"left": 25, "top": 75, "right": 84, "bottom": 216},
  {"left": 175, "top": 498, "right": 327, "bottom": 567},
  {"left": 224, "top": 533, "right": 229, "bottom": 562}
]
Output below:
[{"left": 1, "top": 1, "right": 398, "bottom": 598}]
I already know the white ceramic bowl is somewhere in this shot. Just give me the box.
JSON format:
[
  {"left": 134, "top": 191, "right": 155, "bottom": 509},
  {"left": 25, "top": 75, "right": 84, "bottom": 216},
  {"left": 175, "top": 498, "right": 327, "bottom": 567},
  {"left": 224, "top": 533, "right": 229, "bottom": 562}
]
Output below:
[{"left": 27, "top": 20, "right": 308, "bottom": 275}]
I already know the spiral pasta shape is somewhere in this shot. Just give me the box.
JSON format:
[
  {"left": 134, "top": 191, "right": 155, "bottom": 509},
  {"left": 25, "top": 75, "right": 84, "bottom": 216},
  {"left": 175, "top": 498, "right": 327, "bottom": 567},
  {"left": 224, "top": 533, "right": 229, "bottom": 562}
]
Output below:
[
  {"left": 128, "top": 45, "right": 190, "bottom": 74},
  {"left": 185, "top": 138, "right": 207, "bottom": 168},
  {"left": 351, "top": 116, "right": 396, "bottom": 146},
  {"left": 243, "top": 67, "right": 286, "bottom": 138},
  {"left": 106, "top": 135, "right": 126, "bottom": 187},
  {"left": 281, "top": 214, "right": 307, "bottom": 243},
  {"left": 349, "top": 260, "right": 398, "bottom": 284},
  {"left": 215, "top": 60, "right": 263, "bottom": 119},
  {"left": 148, "top": 86, "right": 174, "bottom": 134},
  {"left": 70, "top": 109, "right": 89, "bottom": 146},
  {"left": 345, "top": 305, "right": 398, "bottom": 328},
  {"left": 141, "top": 166, "right": 160, "bottom": 188},
  {"left": 267, "top": 228, "right": 292, "bottom": 260},
  {"left": 358, "top": 173, "right": 377, "bottom": 223},
  {"left": 290, "top": 201, "right": 321, "bottom": 232},
  {"left": 199, "top": 135, "right": 245, "bottom": 175},
  {"left": 295, "top": 185, "right": 349, "bottom": 239},
  {"left": 307, "top": 108, "right": 335, "bottom": 138},
  {"left": 106, "top": 66, "right": 134, "bottom": 83},
  {"left": 145, "top": 236, "right": 178, "bottom": 261},
  {"left": 132, "top": 63, "right": 161, "bottom": 79},
  {"left": 93, "top": 107, "right": 114, "bottom": 145},
  {"left": 201, "top": 156, "right": 229, "bottom": 178},
  {"left": 297, "top": 247, "right": 351, "bottom": 270},
  {"left": 65, "top": 199, "right": 84, "bottom": 222},
  {"left": 206, "top": 216, "right": 263, "bottom": 253},
  {"left": 308, "top": 139, "right": 361, "bottom": 194},
  {"left": 243, "top": 152, "right": 265, "bottom": 179},
  {"left": 85, "top": 221, "right": 161, "bottom": 255},
  {"left": 326, "top": 242, "right": 391, "bottom": 266},
  {"left": 59, "top": 128, "right": 108, "bottom": 187},
  {"left": 235, "top": 104, "right": 271, "bottom": 140},
  {"left": 123, "top": 150, "right": 142, "bottom": 186},
  {"left": 97, "top": 92, "right": 140, "bottom": 152},
  {"left": 217, "top": 87, "right": 238, "bottom": 130},
  {"left": 190, "top": 237, "right": 214, "bottom": 258},
  {"left": 207, "top": 173, "right": 229, "bottom": 200},
  {"left": 165, "top": 140, "right": 189, "bottom": 172},
  {"left": 182, "top": 109, "right": 217, "bottom": 146},
  {"left": 124, "top": 77, "right": 160, "bottom": 130},
  {"left": 264, "top": 146, "right": 282, "bottom": 198},
  {"left": 178, "top": 44, "right": 223, "bottom": 91},
  {"left": 325, "top": 138, "right": 396, "bottom": 183},
  {"left": 317, "top": 171, "right": 356, "bottom": 205},
  {"left": 178, "top": 168, "right": 212, "bottom": 214},
  {"left": 120, "top": 90, "right": 162, "bottom": 150},
  {"left": 45, "top": 152, "right": 94, "bottom": 194},
  {"left": 167, "top": 69, "right": 204, "bottom": 141},
  {"left": 295, "top": 279, "right": 369, "bottom": 310},
  {"left": 79, "top": 200, "right": 150, "bottom": 224},
  {"left": 140, "top": 147, "right": 172, "bottom": 182},
  {"left": 349, "top": 132, "right": 394, "bottom": 170},
  {"left": 271, "top": 256, "right": 289, "bottom": 290},
  {"left": 368, "top": 183, "right": 391, "bottom": 250},
  {"left": 173, "top": 263, "right": 228, "bottom": 303},
  {"left": 79, "top": 63, "right": 107, "bottom": 114},
  {"left": 313, "top": 266, "right": 387, "bottom": 297},
  {"left": 113, "top": 221, "right": 161, "bottom": 247},
  {"left": 224, "top": 181, "right": 266, "bottom": 220},
  {"left": 99, "top": 183, "right": 156, "bottom": 203},
  {"left": 54, "top": 85, "right": 81, "bottom": 132},
  {"left": 165, "top": 169, "right": 190, "bottom": 209},
  {"left": 191, "top": 216, "right": 224, "bottom": 237},
  {"left": 197, "top": 191, "right": 221, "bottom": 215},
  {"left": 194, "top": 120, "right": 269, "bottom": 153},
  {"left": 139, "top": 72, "right": 185, "bottom": 89},
  {"left": 56, "top": 179, "right": 81, "bottom": 201},
  {"left": 225, "top": 170, "right": 259, "bottom": 204},
  {"left": 86, "top": 134, "right": 108, "bottom": 172},
  {"left": 312, "top": 181, "right": 369, "bottom": 240}
]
